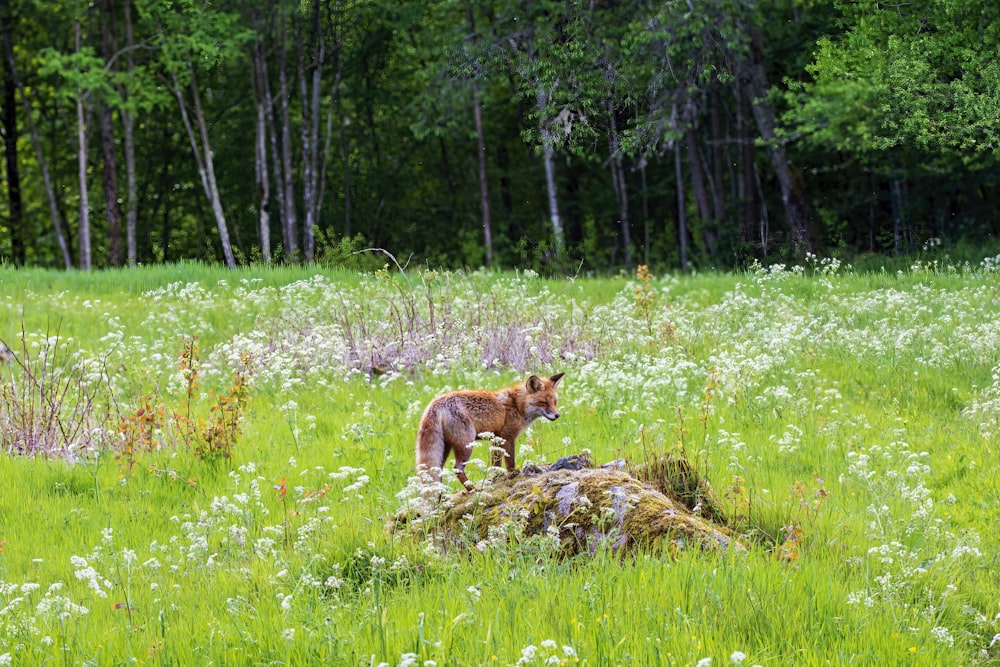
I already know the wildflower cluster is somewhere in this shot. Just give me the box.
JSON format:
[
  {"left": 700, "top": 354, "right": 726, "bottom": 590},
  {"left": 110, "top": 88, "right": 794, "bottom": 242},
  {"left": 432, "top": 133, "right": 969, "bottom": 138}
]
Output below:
[
  {"left": 841, "top": 437, "right": 994, "bottom": 652},
  {"left": 514, "top": 639, "right": 579, "bottom": 665},
  {"left": 3, "top": 258, "right": 1000, "bottom": 662}
]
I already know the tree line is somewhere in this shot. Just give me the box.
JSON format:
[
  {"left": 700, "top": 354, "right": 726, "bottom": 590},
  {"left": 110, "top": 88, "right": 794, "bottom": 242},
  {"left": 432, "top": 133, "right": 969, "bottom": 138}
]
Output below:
[{"left": 1, "top": 0, "right": 998, "bottom": 272}]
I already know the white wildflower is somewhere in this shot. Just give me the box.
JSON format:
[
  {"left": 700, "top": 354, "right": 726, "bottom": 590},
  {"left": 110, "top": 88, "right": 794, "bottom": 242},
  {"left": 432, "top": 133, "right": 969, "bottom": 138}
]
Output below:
[{"left": 930, "top": 626, "right": 954, "bottom": 646}]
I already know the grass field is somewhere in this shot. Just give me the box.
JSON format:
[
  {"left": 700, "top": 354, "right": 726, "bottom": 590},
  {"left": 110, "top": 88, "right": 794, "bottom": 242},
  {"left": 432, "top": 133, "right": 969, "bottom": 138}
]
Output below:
[{"left": 1, "top": 256, "right": 999, "bottom": 666}]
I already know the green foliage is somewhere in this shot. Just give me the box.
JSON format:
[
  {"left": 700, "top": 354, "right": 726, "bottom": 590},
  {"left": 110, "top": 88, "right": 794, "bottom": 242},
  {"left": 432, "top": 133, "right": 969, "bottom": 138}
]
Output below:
[
  {"left": 3, "top": 0, "right": 1000, "bottom": 272},
  {"left": 39, "top": 45, "right": 116, "bottom": 104},
  {"left": 311, "top": 229, "right": 385, "bottom": 271},
  {"left": 783, "top": 0, "right": 1000, "bottom": 169},
  {"left": 140, "top": 0, "right": 253, "bottom": 75}
]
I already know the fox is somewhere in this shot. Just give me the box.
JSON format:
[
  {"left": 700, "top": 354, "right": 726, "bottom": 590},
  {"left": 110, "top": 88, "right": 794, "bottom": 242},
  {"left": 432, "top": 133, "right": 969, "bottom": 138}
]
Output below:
[{"left": 415, "top": 373, "right": 565, "bottom": 491}]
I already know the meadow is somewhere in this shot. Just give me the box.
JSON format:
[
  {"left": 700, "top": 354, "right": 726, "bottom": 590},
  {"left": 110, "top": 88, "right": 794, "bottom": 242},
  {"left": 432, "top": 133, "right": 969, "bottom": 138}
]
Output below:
[{"left": 1, "top": 255, "right": 999, "bottom": 666}]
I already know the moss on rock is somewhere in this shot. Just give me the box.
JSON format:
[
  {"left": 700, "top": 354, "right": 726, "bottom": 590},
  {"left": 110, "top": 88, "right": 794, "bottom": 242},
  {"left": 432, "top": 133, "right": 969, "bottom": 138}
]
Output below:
[{"left": 393, "top": 453, "right": 744, "bottom": 556}]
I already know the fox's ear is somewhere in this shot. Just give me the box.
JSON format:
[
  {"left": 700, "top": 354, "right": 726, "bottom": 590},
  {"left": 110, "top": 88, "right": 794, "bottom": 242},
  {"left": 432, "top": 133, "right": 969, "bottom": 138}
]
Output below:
[
  {"left": 526, "top": 375, "right": 544, "bottom": 393},
  {"left": 549, "top": 372, "right": 565, "bottom": 387}
]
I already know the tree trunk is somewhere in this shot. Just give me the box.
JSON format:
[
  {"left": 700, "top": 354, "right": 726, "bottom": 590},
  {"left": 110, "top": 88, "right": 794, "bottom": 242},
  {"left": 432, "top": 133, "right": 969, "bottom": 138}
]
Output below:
[
  {"left": 673, "top": 116, "right": 689, "bottom": 274},
  {"left": 1, "top": 28, "right": 24, "bottom": 266},
  {"left": 471, "top": 81, "right": 493, "bottom": 266},
  {"left": 296, "top": 4, "right": 323, "bottom": 263},
  {"left": 889, "top": 174, "right": 907, "bottom": 255},
  {"left": 3, "top": 17, "right": 71, "bottom": 268},
  {"left": 709, "top": 76, "right": 727, "bottom": 227},
  {"left": 363, "top": 72, "right": 385, "bottom": 240},
  {"left": 684, "top": 112, "right": 716, "bottom": 256},
  {"left": 277, "top": 6, "right": 299, "bottom": 261},
  {"left": 261, "top": 22, "right": 289, "bottom": 253},
  {"left": 337, "top": 87, "right": 351, "bottom": 237},
  {"left": 738, "top": 21, "right": 816, "bottom": 259},
  {"left": 317, "top": 108, "right": 333, "bottom": 221},
  {"left": 497, "top": 142, "right": 513, "bottom": 218},
  {"left": 640, "top": 161, "right": 650, "bottom": 266},
  {"left": 98, "top": 0, "right": 121, "bottom": 266},
  {"left": 540, "top": 138, "right": 563, "bottom": 249},
  {"left": 251, "top": 37, "right": 271, "bottom": 263},
  {"left": 123, "top": 0, "right": 138, "bottom": 266},
  {"left": 536, "top": 86, "right": 563, "bottom": 249},
  {"left": 160, "top": 194, "right": 172, "bottom": 262},
  {"left": 868, "top": 173, "right": 877, "bottom": 253},
  {"left": 170, "top": 65, "right": 236, "bottom": 268},
  {"left": 75, "top": 22, "right": 92, "bottom": 271},
  {"left": 684, "top": 111, "right": 712, "bottom": 227},
  {"left": 467, "top": 5, "right": 492, "bottom": 266},
  {"left": 98, "top": 101, "right": 121, "bottom": 267},
  {"left": 753, "top": 154, "right": 770, "bottom": 254},
  {"left": 191, "top": 67, "right": 235, "bottom": 268},
  {"left": 736, "top": 82, "right": 756, "bottom": 247},
  {"left": 607, "top": 101, "right": 632, "bottom": 270}
]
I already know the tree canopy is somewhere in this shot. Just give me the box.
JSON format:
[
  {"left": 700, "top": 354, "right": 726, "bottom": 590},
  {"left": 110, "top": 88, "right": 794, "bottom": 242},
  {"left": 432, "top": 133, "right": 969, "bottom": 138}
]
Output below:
[{"left": 1, "top": 0, "right": 997, "bottom": 271}]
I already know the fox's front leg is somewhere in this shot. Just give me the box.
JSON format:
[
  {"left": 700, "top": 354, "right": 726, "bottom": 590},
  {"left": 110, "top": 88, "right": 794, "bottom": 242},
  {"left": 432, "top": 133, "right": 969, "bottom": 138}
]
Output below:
[
  {"left": 494, "top": 434, "right": 516, "bottom": 472},
  {"left": 489, "top": 439, "right": 510, "bottom": 469}
]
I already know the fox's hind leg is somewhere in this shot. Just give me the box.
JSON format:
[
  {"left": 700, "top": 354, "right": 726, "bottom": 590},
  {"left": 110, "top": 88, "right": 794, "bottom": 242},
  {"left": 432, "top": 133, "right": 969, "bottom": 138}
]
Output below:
[
  {"left": 450, "top": 441, "right": 475, "bottom": 491},
  {"left": 416, "top": 409, "right": 448, "bottom": 484},
  {"left": 416, "top": 439, "right": 450, "bottom": 485},
  {"left": 444, "top": 416, "right": 478, "bottom": 491}
]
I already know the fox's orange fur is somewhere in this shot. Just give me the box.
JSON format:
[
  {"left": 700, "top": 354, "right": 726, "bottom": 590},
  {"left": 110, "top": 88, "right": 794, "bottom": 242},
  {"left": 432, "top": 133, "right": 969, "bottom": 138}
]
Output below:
[{"left": 415, "top": 373, "right": 565, "bottom": 490}]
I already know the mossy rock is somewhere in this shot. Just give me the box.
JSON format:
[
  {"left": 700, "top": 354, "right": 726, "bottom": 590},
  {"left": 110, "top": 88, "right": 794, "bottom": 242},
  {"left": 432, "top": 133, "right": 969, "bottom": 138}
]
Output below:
[
  {"left": 627, "top": 454, "right": 728, "bottom": 526},
  {"left": 395, "top": 453, "right": 744, "bottom": 556}
]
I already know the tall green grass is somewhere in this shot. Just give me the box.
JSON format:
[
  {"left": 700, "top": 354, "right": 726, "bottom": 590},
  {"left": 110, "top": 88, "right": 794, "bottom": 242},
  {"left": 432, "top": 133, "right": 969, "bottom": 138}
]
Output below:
[{"left": 1, "top": 257, "right": 999, "bottom": 665}]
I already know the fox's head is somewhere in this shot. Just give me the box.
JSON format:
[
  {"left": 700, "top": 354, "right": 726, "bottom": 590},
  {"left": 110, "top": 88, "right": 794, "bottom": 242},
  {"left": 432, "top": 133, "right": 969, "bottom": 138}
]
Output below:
[{"left": 525, "top": 372, "right": 565, "bottom": 422}]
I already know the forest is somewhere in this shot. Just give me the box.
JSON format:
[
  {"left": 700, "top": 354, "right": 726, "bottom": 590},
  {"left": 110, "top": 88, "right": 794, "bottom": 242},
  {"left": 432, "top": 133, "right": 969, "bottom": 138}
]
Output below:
[{"left": 1, "top": 0, "right": 998, "bottom": 272}]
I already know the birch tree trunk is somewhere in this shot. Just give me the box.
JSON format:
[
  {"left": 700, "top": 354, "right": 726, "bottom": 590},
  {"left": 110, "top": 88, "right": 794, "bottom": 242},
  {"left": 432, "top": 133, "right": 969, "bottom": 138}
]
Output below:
[
  {"left": 250, "top": 35, "right": 271, "bottom": 263},
  {"left": 471, "top": 80, "right": 493, "bottom": 266},
  {"left": 467, "top": 5, "right": 492, "bottom": 266},
  {"left": 261, "top": 30, "right": 288, "bottom": 255},
  {"left": 75, "top": 22, "right": 92, "bottom": 271},
  {"left": 536, "top": 86, "right": 563, "bottom": 249},
  {"left": 277, "top": 6, "right": 299, "bottom": 261},
  {"left": 540, "top": 138, "right": 563, "bottom": 248},
  {"left": 170, "top": 65, "right": 236, "bottom": 268}
]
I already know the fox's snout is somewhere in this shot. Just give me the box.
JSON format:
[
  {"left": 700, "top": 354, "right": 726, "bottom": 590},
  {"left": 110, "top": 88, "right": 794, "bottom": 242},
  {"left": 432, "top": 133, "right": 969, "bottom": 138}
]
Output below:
[{"left": 544, "top": 410, "right": 559, "bottom": 421}]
